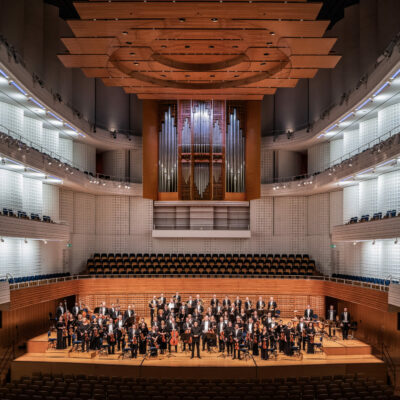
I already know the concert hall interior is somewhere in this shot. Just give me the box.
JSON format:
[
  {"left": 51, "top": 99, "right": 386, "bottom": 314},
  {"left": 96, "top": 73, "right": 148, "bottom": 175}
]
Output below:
[{"left": 1, "top": 0, "right": 400, "bottom": 399}]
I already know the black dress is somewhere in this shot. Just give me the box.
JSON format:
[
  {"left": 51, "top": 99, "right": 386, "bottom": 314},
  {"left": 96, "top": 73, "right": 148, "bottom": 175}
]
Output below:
[{"left": 56, "top": 321, "right": 66, "bottom": 349}]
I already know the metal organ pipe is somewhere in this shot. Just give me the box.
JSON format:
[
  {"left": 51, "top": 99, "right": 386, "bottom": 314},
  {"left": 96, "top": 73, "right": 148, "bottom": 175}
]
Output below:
[
  {"left": 226, "top": 108, "right": 245, "bottom": 193},
  {"left": 158, "top": 107, "right": 177, "bottom": 192}
]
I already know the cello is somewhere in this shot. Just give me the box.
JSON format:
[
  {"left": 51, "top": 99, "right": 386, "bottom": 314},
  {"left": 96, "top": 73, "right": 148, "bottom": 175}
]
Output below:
[{"left": 170, "top": 329, "right": 179, "bottom": 347}]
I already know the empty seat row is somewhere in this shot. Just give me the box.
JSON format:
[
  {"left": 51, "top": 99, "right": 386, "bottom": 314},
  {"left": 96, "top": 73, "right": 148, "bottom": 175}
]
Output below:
[
  {"left": 347, "top": 209, "right": 398, "bottom": 224},
  {"left": 332, "top": 273, "right": 393, "bottom": 286},
  {"left": 3, "top": 272, "right": 70, "bottom": 284},
  {"left": 1, "top": 208, "right": 53, "bottom": 223}
]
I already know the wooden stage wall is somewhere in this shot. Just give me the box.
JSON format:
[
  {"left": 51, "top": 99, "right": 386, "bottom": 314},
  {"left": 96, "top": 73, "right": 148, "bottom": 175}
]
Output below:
[{"left": 4, "top": 278, "right": 398, "bottom": 356}]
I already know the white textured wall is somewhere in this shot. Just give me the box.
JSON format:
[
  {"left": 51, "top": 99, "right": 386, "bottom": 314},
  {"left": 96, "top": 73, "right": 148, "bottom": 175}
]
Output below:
[
  {"left": 59, "top": 138, "right": 73, "bottom": 164},
  {"left": 308, "top": 142, "right": 329, "bottom": 174},
  {"left": 342, "top": 185, "right": 359, "bottom": 224},
  {"left": 102, "top": 150, "right": 128, "bottom": 180},
  {"left": 329, "top": 139, "right": 343, "bottom": 165},
  {"left": 130, "top": 147, "right": 142, "bottom": 183},
  {"left": 0, "top": 169, "right": 23, "bottom": 211},
  {"left": 378, "top": 102, "right": 400, "bottom": 137},
  {"left": 73, "top": 141, "right": 96, "bottom": 173},
  {"left": 359, "top": 117, "right": 378, "bottom": 147},
  {"left": 64, "top": 192, "right": 333, "bottom": 275},
  {"left": 0, "top": 101, "right": 23, "bottom": 137},
  {"left": 377, "top": 170, "right": 400, "bottom": 212},
  {"left": 343, "top": 128, "right": 359, "bottom": 155},
  {"left": 260, "top": 144, "right": 274, "bottom": 183}
]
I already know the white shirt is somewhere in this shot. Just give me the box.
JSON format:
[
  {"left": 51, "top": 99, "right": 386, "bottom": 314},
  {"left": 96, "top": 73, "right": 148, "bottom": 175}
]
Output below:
[
  {"left": 329, "top": 310, "right": 335, "bottom": 320},
  {"left": 203, "top": 321, "right": 209, "bottom": 332},
  {"left": 343, "top": 312, "right": 348, "bottom": 322}
]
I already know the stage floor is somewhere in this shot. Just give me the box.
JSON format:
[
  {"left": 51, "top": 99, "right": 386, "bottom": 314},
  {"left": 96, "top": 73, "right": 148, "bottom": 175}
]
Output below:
[{"left": 12, "top": 332, "right": 385, "bottom": 381}]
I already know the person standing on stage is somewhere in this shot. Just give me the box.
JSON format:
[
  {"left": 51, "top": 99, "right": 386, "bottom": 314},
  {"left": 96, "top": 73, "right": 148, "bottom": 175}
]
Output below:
[
  {"left": 232, "top": 323, "right": 243, "bottom": 360},
  {"left": 341, "top": 307, "right": 351, "bottom": 340},
  {"left": 56, "top": 316, "right": 66, "bottom": 350},
  {"left": 326, "top": 305, "right": 338, "bottom": 337},
  {"left": 267, "top": 297, "right": 277, "bottom": 317},
  {"left": 129, "top": 324, "right": 139, "bottom": 358},
  {"left": 149, "top": 296, "right": 158, "bottom": 325},
  {"left": 296, "top": 317, "right": 307, "bottom": 351},
  {"left": 260, "top": 326, "right": 269, "bottom": 360},
  {"left": 191, "top": 320, "right": 201, "bottom": 359}
]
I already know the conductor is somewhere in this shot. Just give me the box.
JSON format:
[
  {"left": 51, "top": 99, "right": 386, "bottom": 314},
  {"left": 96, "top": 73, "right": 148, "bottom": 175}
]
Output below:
[{"left": 191, "top": 320, "right": 202, "bottom": 359}]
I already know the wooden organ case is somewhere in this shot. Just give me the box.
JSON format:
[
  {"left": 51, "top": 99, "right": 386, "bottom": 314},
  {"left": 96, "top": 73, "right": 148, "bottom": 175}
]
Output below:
[{"left": 157, "top": 100, "right": 249, "bottom": 201}]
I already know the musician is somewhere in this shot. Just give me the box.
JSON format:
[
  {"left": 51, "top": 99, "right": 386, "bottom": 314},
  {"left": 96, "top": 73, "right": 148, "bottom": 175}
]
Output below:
[
  {"left": 225, "top": 320, "right": 234, "bottom": 356},
  {"left": 106, "top": 319, "right": 116, "bottom": 354},
  {"left": 191, "top": 321, "right": 202, "bottom": 359},
  {"left": 304, "top": 305, "right": 314, "bottom": 320},
  {"left": 306, "top": 322, "right": 316, "bottom": 354},
  {"left": 256, "top": 296, "right": 265, "bottom": 316},
  {"left": 115, "top": 315, "right": 125, "bottom": 351},
  {"left": 260, "top": 326, "right": 269, "bottom": 360},
  {"left": 129, "top": 324, "right": 139, "bottom": 358},
  {"left": 251, "top": 322, "right": 259, "bottom": 356},
  {"left": 251, "top": 310, "right": 259, "bottom": 324},
  {"left": 168, "top": 318, "right": 179, "bottom": 353},
  {"left": 296, "top": 317, "right": 307, "bottom": 351},
  {"left": 138, "top": 322, "right": 148, "bottom": 354},
  {"left": 91, "top": 325, "right": 102, "bottom": 351},
  {"left": 244, "top": 297, "right": 252, "bottom": 313},
  {"left": 205, "top": 306, "right": 213, "bottom": 320},
  {"left": 217, "top": 316, "right": 226, "bottom": 353},
  {"left": 158, "top": 293, "right": 166, "bottom": 309},
  {"left": 267, "top": 297, "right": 277, "bottom": 316},
  {"left": 193, "top": 308, "right": 202, "bottom": 323},
  {"left": 179, "top": 303, "right": 188, "bottom": 325},
  {"left": 341, "top": 307, "right": 351, "bottom": 340},
  {"left": 56, "top": 316, "right": 66, "bottom": 350},
  {"left": 157, "top": 308, "right": 166, "bottom": 326},
  {"left": 284, "top": 322, "right": 295, "bottom": 356},
  {"left": 187, "top": 296, "right": 195, "bottom": 313},
  {"left": 81, "top": 317, "right": 91, "bottom": 353},
  {"left": 195, "top": 300, "right": 204, "bottom": 315},
  {"left": 149, "top": 296, "right": 158, "bottom": 325},
  {"left": 276, "top": 320, "right": 286, "bottom": 353},
  {"left": 108, "top": 304, "right": 117, "bottom": 319},
  {"left": 99, "top": 302, "right": 108, "bottom": 317},
  {"left": 234, "top": 296, "right": 242, "bottom": 313},
  {"left": 239, "top": 309, "right": 247, "bottom": 324},
  {"left": 222, "top": 296, "right": 231, "bottom": 310},
  {"left": 114, "top": 305, "right": 122, "bottom": 319},
  {"left": 232, "top": 323, "right": 243, "bottom": 360},
  {"left": 149, "top": 326, "right": 159, "bottom": 357},
  {"left": 326, "top": 305, "right": 338, "bottom": 337},
  {"left": 229, "top": 304, "right": 238, "bottom": 323},
  {"left": 210, "top": 294, "right": 219, "bottom": 310},
  {"left": 173, "top": 292, "right": 181, "bottom": 306},
  {"left": 158, "top": 320, "right": 168, "bottom": 354},
  {"left": 201, "top": 315, "right": 213, "bottom": 351},
  {"left": 56, "top": 302, "right": 65, "bottom": 319},
  {"left": 182, "top": 317, "right": 192, "bottom": 352},
  {"left": 67, "top": 313, "right": 76, "bottom": 347},
  {"left": 124, "top": 305, "right": 135, "bottom": 323},
  {"left": 167, "top": 297, "right": 176, "bottom": 313},
  {"left": 71, "top": 302, "right": 80, "bottom": 318},
  {"left": 195, "top": 294, "right": 202, "bottom": 308}
]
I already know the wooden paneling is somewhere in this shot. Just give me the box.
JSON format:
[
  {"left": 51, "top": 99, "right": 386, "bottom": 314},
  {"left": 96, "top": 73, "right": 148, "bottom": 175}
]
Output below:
[
  {"left": 0, "top": 215, "right": 70, "bottom": 241},
  {"left": 0, "top": 299, "right": 61, "bottom": 347},
  {"left": 245, "top": 101, "right": 261, "bottom": 200},
  {"left": 142, "top": 100, "right": 159, "bottom": 200},
  {"left": 74, "top": 2, "right": 323, "bottom": 20},
  {"left": 67, "top": 20, "right": 330, "bottom": 37},
  {"left": 332, "top": 217, "right": 400, "bottom": 242}
]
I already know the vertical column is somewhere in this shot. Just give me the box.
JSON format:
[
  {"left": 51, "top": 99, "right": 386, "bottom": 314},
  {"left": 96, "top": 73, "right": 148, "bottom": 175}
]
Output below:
[
  {"left": 142, "top": 100, "right": 158, "bottom": 200},
  {"left": 246, "top": 101, "right": 261, "bottom": 200}
]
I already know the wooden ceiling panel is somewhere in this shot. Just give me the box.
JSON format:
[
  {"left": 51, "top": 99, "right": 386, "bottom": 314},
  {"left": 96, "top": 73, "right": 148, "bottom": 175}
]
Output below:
[
  {"left": 74, "top": 2, "right": 323, "bottom": 21},
  {"left": 104, "top": 77, "right": 297, "bottom": 88},
  {"left": 68, "top": 19, "right": 330, "bottom": 38},
  {"left": 290, "top": 55, "right": 341, "bottom": 68},
  {"left": 136, "top": 94, "right": 264, "bottom": 100},
  {"left": 61, "top": 1, "right": 339, "bottom": 99}
]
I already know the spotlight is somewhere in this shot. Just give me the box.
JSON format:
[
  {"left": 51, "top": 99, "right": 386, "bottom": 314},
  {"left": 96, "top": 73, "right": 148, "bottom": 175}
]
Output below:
[
  {"left": 353, "top": 242, "right": 357, "bottom": 246},
  {"left": 179, "top": 17, "right": 186, "bottom": 22},
  {"left": 43, "top": 240, "right": 47, "bottom": 244}
]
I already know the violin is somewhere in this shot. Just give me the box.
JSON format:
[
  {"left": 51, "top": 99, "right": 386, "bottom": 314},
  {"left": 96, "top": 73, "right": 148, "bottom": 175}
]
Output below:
[
  {"left": 132, "top": 334, "right": 138, "bottom": 345},
  {"left": 234, "top": 339, "right": 239, "bottom": 350},
  {"left": 262, "top": 337, "right": 267, "bottom": 350},
  {"left": 219, "top": 331, "right": 225, "bottom": 341},
  {"left": 109, "top": 332, "right": 116, "bottom": 343}
]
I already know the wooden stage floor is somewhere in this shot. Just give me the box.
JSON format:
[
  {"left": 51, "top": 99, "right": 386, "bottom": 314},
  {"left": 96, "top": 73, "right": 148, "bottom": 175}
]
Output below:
[{"left": 12, "top": 332, "right": 385, "bottom": 381}]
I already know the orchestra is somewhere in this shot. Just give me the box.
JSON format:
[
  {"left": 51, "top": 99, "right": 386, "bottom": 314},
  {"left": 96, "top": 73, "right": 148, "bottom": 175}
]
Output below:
[{"left": 52, "top": 294, "right": 350, "bottom": 361}]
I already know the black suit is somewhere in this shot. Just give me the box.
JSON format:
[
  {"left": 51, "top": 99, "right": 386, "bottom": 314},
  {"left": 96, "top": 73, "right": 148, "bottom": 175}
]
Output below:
[
  {"left": 267, "top": 301, "right": 277, "bottom": 316},
  {"left": 124, "top": 309, "right": 134, "bottom": 322},
  {"left": 234, "top": 300, "right": 242, "bottom": 313},
  {"left": 341, "top": 312, "right": 351, "bottom": 340},
  {"left": 326, "top": 309, "right": 337, "bottom": 337},
  {"left": 191, "top": 325, "right": 202, "bottom": 358},
  {"left": 304, "top": 309, "right": 314, "bottom": 320}
]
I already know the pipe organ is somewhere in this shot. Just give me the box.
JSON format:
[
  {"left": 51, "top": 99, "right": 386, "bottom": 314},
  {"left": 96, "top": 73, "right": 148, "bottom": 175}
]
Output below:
[{"left": 157, "top": 100, "right": 248, "bottom": 200}]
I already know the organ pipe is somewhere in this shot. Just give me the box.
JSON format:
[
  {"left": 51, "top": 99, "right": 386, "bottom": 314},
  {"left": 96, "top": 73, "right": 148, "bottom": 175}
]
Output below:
[
  {"left": 225, "top": 108, "right": 245, "bottom": 193},
  {"left": 158, "top": 107, "right": 177, "bottom": 192}
]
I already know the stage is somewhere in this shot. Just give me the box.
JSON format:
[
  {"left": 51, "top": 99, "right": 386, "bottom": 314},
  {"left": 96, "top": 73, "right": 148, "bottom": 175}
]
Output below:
[{"left": 12, "top": 332, "right": 385, "bottom": 381}]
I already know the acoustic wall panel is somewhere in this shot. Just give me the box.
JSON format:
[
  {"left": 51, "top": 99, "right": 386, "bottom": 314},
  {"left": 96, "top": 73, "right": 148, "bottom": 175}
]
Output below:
[
  {"left": 378, "top": 102, "right": 400, "bottom": 137},
  {"left": 22, "top": 177, "right": 43, "bottom": 216},
  {"left": 329, "top": 139, "right": 343, "bottom": 165},
  {"left": 343, "top": 129, "right": 359, "bottom": 156},
  {"left": 73, "top": 193, "right": 95, "bottom": 234},
  {"left": 73, "top": 141, "right": 96, "bottom": 173},
  {"left": 377, "top": 170, "right": 400, "bottom": 213},
  {"left": 95, "top": 196, "right": 130, "bottom": 235},
  {"left": 359, "top": 179, "right": 378, "bottom": 217},
  {"left": 42, "top": 184, "right": 60, "bottom": 222},
  {"left": 343, "top": 185, "right": 359, "bottom": 224},
  {"left": 23, "top": 117, "right": 42, "bottom": 145},
  {"left": 102, "top": 149, "right": 128, "bottom": 180},
  {"left": 260, "top": 145, "right": 274, "bottom": 184},
  {"left": 329, "top": 190, "right": 343, "bottom": 234},
  {"left": 0, "top": 169, "right": 23, "bottom": 211},
  {"left": 308, "top": 142, "right": 329, "bottom": 174},
  {"left": 59, "top": 138, "right": 73, "bottom": 164},
  {"left": 130, "top": 146, "right": 142, "bottom": 183},
  {"left": 0, "top": 101, "right": 23, "bottom": 137},
  {"left": 359, "top": 117, "right": 378, "bottom": 147},
  {"left": 59, "top": 189, "right": 74, "bottom": 232},
  {"left": 42, "top": 128, "right": 59, "bottom": 155}
]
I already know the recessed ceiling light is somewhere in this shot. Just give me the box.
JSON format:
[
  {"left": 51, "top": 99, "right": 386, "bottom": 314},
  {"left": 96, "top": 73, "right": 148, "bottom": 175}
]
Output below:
[
  {"left": 210, "top": 74, "right": 215, "bottom": 78},
  {"left": 260, "top": 62, "right": 266, "bottom": 65},
  {"left": 270, "top": 32, "right": 275, "bottom": 36},
  {"left": 179, "top": 18, "right": 186, "bottom": 22},
  {"left": 161, "top": 74, "right": 167, "bottom": 78},
  {"left": 122, "top": 31, "right": 128, "bottom": 35},
  {"left": 134, "top": 62, "right": 139, "bottom": 66},
  {"left": 161, "top": 45, "right": 167, "bottom": 48},
  {"left": 209, "top": 45, "right": 214, "bottom": 49},
  {"left": 185, "top": 75, "right": 191, "bottom": 78},
  {"left": 130, "top": 52, "right": 136, "bottom": 55},
  {"left": 266, "top": 41, "right": 273, "bottom": 45},
  {"left": 264, "top": 53, "right": 270, "bottom": 56},
  {"left": 126, "top": 41, "right": 132, "bottom": 45},
  {"left": 234, "top": 75, "right": 239, "bottom": 78},
  {"left": 211, "top": 18, "right": 218, "bottom": 22},
  {"left": 232, "top": 45, "right": 239, "bottom": 49},
  {"left": 185, "top": 45, "right": 190, "bottom": 49}
]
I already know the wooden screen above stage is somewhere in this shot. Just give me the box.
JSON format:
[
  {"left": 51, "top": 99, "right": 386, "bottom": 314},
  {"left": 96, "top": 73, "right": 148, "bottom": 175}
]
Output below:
[{"left": 144, "top": 100, "right": 260, "bottom": 201}]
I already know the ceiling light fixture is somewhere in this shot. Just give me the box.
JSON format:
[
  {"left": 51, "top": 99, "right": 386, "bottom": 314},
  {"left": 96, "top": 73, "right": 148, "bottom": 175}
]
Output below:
[
  {"left": 211, "top": 18, "right": 218, "bottom": 22},
  {"left": 179, "top": 18, "right": 186, "bottom": 22}
]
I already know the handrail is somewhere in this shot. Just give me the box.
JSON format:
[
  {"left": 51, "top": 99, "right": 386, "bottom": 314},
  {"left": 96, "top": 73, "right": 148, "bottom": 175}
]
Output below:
[
  {"left": 7, "top": 273, "right": 390, "bottom": 292},
  {"left": 262, "top": 127, "right": 400, "bottom": 184},
  {"left": 381, "top": 343, "right": 396, "bottom": 386}
]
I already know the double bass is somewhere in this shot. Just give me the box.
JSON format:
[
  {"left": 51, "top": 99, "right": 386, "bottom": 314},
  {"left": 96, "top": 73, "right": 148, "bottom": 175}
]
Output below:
[{"left": 170, "top": 329, "right": 179, "bottom": 347}]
